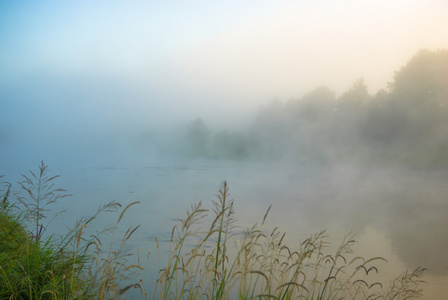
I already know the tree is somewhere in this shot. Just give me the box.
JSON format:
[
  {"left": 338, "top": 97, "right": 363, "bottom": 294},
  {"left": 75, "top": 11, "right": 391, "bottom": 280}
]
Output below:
[
  {"left": 367, "top": 49, "right": 448, "bottom": 165},
  {"left": 294, "top": 86, "right": 336, "bottom": 121},
  {"left": 338, "top": 78, "right": 370, "bottom": 111},
  {"left": 185, "top": 117, "right": 210, "bottom": 156},
  {"left": 211, "top": 130, "right": 248, "bottom": 159},
  {"left": 388, "top": 49, "right": 448, "bottom": 103}
]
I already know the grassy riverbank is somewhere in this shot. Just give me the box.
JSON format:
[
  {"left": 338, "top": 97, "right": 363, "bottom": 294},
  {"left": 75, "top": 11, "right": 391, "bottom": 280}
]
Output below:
[{"left": 1, "top": 163, "right": 426, "bottom": 299}]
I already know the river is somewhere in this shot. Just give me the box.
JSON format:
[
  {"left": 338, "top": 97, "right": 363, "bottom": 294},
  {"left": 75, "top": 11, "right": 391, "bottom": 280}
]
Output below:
[{"left": 2, "top": 154, "right": 447, "bottom": 299}]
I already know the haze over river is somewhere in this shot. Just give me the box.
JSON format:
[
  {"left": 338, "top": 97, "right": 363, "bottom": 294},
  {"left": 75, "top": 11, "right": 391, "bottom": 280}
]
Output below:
[
  {"left": 3, "top": 153, "right": 446, "bottom": 299},
  {"left": 2, "top": 2, "right": 448, "bottom": 298}
]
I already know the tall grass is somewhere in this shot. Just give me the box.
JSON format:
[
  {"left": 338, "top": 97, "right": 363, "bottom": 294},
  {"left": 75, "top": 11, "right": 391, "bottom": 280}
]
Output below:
[
  {"left": 0, "top": 163, "right": 141, "bottom": 299},
  {"left": 1, "top": 164, "right": 427, "bottom": 299},
  {"left": 151, "top": 181, "right": 426, "bottom": 300},
  {"left": 1, "top": 167, "right": 93, "bottom": 299}
]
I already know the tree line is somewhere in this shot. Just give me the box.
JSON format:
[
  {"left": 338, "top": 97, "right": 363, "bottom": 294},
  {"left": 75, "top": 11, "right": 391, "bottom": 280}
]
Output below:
[{"left": 182, "top": 49, "right": 448, "bottom": 167}]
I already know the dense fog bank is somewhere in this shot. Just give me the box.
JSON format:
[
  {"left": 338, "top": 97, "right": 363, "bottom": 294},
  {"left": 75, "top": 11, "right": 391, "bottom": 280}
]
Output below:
[
  {"left": 1, "top": 49, "right": 447, "bottom": 171},
  {"left": 172, "top": 49, "right": 448, "bottom": 168}
]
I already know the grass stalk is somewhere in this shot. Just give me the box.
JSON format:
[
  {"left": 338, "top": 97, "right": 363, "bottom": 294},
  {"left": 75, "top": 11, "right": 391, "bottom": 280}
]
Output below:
[{"left": 1, "top": 165, "right": 429, "bottom": 300}]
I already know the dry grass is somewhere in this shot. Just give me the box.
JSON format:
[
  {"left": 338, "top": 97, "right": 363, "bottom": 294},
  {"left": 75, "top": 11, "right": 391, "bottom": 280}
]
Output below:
[
  {"left": 150, "top": 181, "right": 426, "bottom": 300},
  {"left": 1, "top": 166, "right": 427, "bottom": 299},
  {"left": 0, "top": 164, "right": 143, "bottom": 299}
]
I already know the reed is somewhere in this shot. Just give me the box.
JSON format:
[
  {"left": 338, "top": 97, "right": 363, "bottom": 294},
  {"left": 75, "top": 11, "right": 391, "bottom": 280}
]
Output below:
[
  {"left": 0, "top": 163, "right": 142, "bottom": 299},
  {"left": 0, "top": 164, "right": 427, "bottom": 299},
  {"left": 151, "top": 181, "right": 426, "bottom": 300},
  {"left": 88, "top": 200, "right": 144, "bottom": 298}
]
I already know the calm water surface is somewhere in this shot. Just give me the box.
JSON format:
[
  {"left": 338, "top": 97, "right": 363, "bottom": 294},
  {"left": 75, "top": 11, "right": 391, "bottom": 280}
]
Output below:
[{"left": 4, "top": 156, "right": 447, "bottom": 299}]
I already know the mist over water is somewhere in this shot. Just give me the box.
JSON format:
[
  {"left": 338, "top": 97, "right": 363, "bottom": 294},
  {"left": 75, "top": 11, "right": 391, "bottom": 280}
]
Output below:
[
  {"left": 2, "top": 50, "right": 448, "bottom": 298},
  {"left": 2, "top": 2, "right": 448, "bottom": 298},
  {"left": 2, "top": 54, "right": 448, "bottom": 299},
  {"left": 3, "top": 154, "right": 447, "bottom": 298}
]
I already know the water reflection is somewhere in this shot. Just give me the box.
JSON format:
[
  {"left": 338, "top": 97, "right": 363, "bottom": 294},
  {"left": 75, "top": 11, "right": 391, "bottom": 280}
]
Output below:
[{"left": 15, "top": 158, "right": 447, "bottom": 299}]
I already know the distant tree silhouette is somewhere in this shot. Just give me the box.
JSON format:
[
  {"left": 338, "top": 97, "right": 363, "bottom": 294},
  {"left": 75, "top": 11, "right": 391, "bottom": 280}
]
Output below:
[
  {"left": 389, "top": 49, "right": 448, "bottom": 103},
  {"left": 365, "top": 49, "right": 448, "bottom": 165},
  {"left": 338, "top": 78, "right": 370, "bottom": 111},
  {"left": 178, "top": 49, "right": 448, "bottom": 166},
  {"left": 293, "top": 86, "right": 336, "bottom": 121},
  {"left": 185, "top": 117, "right": 210, "bottom": 156},
  {"left": 211, "top": 130, "right": 248, "bottom": 159}
]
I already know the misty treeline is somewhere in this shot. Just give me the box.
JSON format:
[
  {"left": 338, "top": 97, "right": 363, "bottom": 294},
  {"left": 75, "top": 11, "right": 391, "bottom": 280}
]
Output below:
[{"left": 180, "top": 49, "right": 448, "bottom": 167}]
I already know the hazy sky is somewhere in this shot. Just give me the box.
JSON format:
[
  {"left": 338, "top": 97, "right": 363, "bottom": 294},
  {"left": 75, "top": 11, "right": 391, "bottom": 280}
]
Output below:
[{"left": 1, "top": 0, "right": 448, "bottom": 133}]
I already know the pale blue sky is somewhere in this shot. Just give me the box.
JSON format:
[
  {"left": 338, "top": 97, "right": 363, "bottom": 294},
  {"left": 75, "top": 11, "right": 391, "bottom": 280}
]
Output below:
[
  {"left": 1, "top": 0, "right": 447, "bottom": 153},
  {"left": 0, "top": 1, "right": 289, "bottom": 77},
  {"left": 2, "top": 1, "right": 446, "bottom": 95}
]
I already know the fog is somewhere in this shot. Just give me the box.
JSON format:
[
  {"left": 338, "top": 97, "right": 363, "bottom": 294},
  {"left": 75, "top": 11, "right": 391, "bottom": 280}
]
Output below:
[{"left": 1, "top": 1, "right": 448, "bottom": 298}]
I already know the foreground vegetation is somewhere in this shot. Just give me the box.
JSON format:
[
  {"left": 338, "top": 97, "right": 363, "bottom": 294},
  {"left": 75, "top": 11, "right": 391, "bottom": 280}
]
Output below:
[{"left": 1, "top": 163, "right": 427, "bottom": 299}]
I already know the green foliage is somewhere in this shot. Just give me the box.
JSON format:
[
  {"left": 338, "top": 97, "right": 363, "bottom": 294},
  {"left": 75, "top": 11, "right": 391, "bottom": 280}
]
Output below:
[
  {"left": 185, "top": 117, "right": 211, "bottom": 157},
  {"left": 389, "top": 49, "right": 448, "bottom": 102},
  {"left": 174, "top": 49, "right": 448, "bottom": 166},
  {"left": 0, "top": 163, "right": 141, "bottom": 299},
  {"left": 248, "top": 49, "right": 448, "bottom": 166},
  {"left": 0, "top": 164, "right": 93, "bottom": 299},
  {"left": 0, "top": 167, "right": 429, "bottom": 299},
  {"left": 338, "top": 78, "right": 371, "bottom": 111},
  {"left": 211, "top": 130, "right": 249, "bottom": 159},
  {"left": 17, "top": 161, "right": 71, "bottom": 242},
  {"left": 183, "top": 117, "right": 252, "bottom": 160}
]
